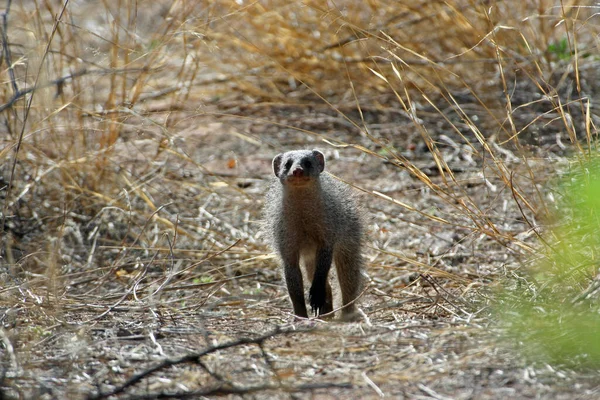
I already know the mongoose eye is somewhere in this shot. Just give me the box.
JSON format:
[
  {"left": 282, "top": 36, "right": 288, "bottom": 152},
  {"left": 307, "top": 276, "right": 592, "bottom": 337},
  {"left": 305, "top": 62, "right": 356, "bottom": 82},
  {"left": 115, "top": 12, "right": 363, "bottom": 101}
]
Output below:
[
  {"left": 302, "top": 159, "right": 312, "bottom": 169},
  {"left": 284, "top": 159, "right": 293, "bottom": 171}
]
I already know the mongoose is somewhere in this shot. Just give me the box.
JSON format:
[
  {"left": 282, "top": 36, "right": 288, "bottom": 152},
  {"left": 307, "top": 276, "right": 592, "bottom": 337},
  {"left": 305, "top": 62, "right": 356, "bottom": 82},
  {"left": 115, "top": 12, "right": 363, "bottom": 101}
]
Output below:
[{"left": 264, "top": 149, "right": 364, "bottom": 321}]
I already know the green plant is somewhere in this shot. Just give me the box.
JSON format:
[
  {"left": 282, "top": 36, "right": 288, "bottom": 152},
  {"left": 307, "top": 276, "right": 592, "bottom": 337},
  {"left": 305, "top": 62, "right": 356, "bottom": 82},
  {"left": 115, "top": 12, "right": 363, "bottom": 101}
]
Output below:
[
  {"left": 547, "top": 37, "right": 572, "bottom": 60},
  {"left": 499, "top": 158, "right": 600, "bottom": 368}
]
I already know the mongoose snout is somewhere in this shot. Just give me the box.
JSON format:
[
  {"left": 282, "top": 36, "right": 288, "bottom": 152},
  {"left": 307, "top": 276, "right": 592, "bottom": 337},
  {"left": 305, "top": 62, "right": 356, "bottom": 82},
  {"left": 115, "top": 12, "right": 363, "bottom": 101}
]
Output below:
[
  {"left": 264, "top": 149, "right": 364, "bottom": 321},
  {"left": 288, "top": 167, "right": 311, "bottom": 185},
  {"left": 292, "top": 167, "right": 304, "bottom": 177}
]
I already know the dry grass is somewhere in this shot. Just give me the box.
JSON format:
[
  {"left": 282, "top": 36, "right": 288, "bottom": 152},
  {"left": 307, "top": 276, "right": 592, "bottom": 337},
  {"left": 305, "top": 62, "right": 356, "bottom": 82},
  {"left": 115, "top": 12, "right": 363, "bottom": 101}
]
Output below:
[{"left": 1, "top": 0, "right": 599, "bottom": 398}]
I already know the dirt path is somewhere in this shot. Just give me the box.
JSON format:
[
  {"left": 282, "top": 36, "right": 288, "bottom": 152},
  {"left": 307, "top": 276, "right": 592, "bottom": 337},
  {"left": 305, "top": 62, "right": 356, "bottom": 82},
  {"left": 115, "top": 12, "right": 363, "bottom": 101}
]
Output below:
[{"left": 2, "top": 103, "right": 597, "bottom": 399}]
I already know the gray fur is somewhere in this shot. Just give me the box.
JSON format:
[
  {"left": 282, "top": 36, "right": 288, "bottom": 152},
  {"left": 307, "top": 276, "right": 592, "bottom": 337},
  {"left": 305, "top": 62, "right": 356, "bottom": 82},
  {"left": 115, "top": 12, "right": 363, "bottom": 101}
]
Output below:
[{"left": 264, "top": 149, "right": 364, "bottom": 320}]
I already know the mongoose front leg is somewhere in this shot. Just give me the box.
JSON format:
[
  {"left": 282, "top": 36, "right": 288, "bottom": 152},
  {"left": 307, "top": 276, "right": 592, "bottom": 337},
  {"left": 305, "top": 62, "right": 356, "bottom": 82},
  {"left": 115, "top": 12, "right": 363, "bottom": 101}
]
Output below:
[
  {"left": 283, "top": 259, "right": 308, "bottom": 318},
  {"left": 309, "top": 247, "right": 334, "bottom": 317}
]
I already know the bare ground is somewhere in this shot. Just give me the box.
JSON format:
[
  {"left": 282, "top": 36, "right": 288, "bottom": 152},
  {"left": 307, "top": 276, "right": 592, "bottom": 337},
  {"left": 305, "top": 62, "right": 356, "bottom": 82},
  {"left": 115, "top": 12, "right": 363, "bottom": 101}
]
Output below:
[{"left": 1, "top": 99, "right": 599, "bottom": 399}]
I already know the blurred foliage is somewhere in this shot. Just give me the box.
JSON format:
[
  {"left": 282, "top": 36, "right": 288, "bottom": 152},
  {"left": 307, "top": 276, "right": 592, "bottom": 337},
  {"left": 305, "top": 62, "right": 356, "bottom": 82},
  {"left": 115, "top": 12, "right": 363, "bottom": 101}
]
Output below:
[{"left": 499, "top": 157, "right": 600, "bottom": 368}]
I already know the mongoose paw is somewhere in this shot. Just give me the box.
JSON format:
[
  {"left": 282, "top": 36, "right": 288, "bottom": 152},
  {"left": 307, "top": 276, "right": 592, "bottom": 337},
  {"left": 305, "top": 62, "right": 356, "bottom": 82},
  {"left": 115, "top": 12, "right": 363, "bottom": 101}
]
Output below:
[
  {"left": 309, "top": 286, "right": 334, "bottom": 317},
  {"left": 309, "top": 286, "right": 327, "bottom": 316},
  {"left": 341, "top": 309, "right": 362, "bottom": 322}
]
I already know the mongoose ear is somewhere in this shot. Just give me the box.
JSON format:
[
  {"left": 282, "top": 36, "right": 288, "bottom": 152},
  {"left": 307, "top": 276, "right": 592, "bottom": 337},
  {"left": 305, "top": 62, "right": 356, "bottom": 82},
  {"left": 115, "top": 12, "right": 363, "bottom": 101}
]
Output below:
[
  {"left": 272, "top": 153, "right": 283, "bottom": 177},
  {"left": 312, "top": 150, "right": 325, "bottom": 173}
]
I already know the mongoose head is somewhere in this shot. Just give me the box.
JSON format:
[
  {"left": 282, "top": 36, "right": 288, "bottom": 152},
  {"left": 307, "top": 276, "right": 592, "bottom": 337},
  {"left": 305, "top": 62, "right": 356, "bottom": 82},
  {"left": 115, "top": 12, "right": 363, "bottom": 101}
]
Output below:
[{"left": 272, "top": 150, "right": 325, "bottom": 188}]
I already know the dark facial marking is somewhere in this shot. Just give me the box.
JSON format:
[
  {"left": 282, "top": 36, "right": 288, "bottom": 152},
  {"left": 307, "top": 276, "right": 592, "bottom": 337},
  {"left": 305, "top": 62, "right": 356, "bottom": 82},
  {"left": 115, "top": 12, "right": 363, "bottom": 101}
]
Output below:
[
  {"left": 302, "top": 158, "right": 312, "bottom": 170},
  {"left": 284, "top": 159, "right": 293, "bottom": 173}
]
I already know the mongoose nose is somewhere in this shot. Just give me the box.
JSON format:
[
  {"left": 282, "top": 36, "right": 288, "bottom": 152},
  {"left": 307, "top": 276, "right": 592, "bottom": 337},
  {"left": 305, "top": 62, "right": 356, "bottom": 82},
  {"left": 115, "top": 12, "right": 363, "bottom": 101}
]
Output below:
[{"left": 292, "top": 168, "right": 304, "bottom": 177}]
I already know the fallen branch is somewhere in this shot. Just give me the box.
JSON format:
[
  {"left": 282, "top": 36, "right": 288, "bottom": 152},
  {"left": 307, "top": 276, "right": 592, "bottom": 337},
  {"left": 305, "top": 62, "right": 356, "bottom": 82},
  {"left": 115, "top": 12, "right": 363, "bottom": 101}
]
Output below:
[{"left": 87, "top": 326, "right": 313, "bottom": 400}]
